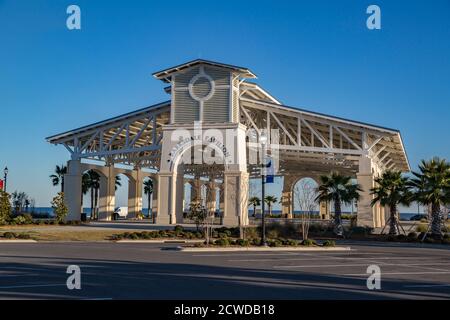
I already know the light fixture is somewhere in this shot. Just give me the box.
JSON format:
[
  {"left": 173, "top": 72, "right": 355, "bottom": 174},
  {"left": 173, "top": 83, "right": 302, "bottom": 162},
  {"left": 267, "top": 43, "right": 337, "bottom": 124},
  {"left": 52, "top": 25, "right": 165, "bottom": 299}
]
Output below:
[{"left": 259, "top": 133, "right": 268, "bottom": 145}]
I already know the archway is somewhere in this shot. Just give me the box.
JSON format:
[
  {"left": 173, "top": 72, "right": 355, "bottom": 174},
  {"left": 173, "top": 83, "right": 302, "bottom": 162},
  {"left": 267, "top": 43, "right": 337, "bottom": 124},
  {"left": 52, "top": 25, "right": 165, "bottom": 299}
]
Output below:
[
  {"left": 292, "top": 177, "right": 320, "bottom": 219},
  {"left": 114, "top": 173, "right": 129, "bottom": 220},
  {"left": 81, "top": 169, "right": 106, "bottom": 220},
  {"left": 142, "top": 176, "right": 156, "bottom": 220}
]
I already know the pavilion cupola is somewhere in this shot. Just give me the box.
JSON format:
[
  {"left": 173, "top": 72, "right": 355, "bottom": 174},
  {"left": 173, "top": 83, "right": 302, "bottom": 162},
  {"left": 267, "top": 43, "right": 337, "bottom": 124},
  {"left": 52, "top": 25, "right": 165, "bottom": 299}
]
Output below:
[{"left": 153, "top": 59, "right": 256, "bottom": 124}]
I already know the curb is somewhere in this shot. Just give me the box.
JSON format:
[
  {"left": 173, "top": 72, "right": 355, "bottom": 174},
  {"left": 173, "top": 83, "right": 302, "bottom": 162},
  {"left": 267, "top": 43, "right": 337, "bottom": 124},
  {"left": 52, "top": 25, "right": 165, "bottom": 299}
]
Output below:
[
  {"left": 0, "top": 239, "right": 37, "bottom": 243},
  {"left": 115, "top": 239, "right": 205, "bottom": 244},
  {"left": 173, "top": 246, "right": 352, "bottom": 252}
]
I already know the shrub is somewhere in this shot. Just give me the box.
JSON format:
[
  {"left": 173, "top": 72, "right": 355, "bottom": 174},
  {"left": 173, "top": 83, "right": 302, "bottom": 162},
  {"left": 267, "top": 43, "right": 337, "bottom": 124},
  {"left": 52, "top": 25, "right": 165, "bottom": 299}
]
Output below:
[
  {"left": 158, "top": 230, "right": 168, "bottom": 237},
  {"left": 214, "top": 238, "right": 230, "bottom": 246},
  {"left": 396, "top": 234, "right": 407, "bottom": 241},
  {"left": 13, "top": 215, "right": 30, "bottom": 225},
  {"left": 386, "top": 235, "right": 397, "bottom": 242},
  {"left": 423, "top": 237, "right": 435, "bottom": 244},
  {"left": 308, "top": 223, "right": 327, "bottom": 233},
  {"left": 194, "top": 231, "right": 203, "bottom": 238},
  {"left": 268, "top": 239, "right": 283, "bottom": 247},
  {"left": 243, "top": 227, "right": 259, "bottom": 239},
  {"left": 301, "top": 239, "right": 316, "bottom": 246},
  {"left": 141, "top": 232, "right": 151, "bottom": 239},
  {"left": 407, "top": 232, "right": 418, "bottom": 240},
  {"left": 16, "top": 233, "right": 31, "bottom": 239},
  {"left": 186, "top": 201, "right": 207, "bottom": 231},
  {"left": 174, "top": 225, "right": 184, "bottom": 233},
  {"left": 267, "top": 229, "right": 280, "bottom": 239},
  {"left": 1, "top": 232, "right": 31, "bottom": 239},
  {"left": 283, "top": 239, "right": 299, "bottom": 246},
  {"left": 416, "top": 224, "right": 428, "bottom": 233},
  {"left": 3, "top": 232, "right": 16, "bottom": 239},
  {"left": 322, "top": 240, "right": 336, "bottom": 247},
  {"left": 130, "top": 233, "right": 139, "bottom": 240},
  {"left": 236, "top": 239, "right": 250, "bottom": 247},
  {"left": 0, "top": 191, "right": 12, "bottom": 225},
  {"left": 350, "top": 226, "right": 373, "bottom": 237},
  {"left": 51, "top": 192, "right": 68, "bottom": 223}
]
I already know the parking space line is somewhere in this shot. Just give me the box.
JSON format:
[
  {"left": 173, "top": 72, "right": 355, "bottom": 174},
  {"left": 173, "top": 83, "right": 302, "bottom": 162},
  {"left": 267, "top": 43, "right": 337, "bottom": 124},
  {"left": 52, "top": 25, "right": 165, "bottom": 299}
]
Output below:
[
  {"left": 228, "top": 256, "right": 422, "bottom": 262},
  {"left": 343, "top": 271, "right": 450, "bottom": 276},
  {"left": 403, "top": 284, "right": 450, "bottom": 288},
  {"left": 0, "top": 283, "right": 66, "bottom": 289},
  {"left": 274, "top": 262, "right": 450, "bottom": 269}
]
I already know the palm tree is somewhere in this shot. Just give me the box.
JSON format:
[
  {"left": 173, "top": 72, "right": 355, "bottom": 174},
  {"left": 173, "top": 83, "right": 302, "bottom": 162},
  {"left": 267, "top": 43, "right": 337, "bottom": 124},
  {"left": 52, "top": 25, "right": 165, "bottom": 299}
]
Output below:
[
  {"left": 84, "top": 170, "right": 100, "bottom": 220},
  {"left": 370, "top": 171, "right": 412, "bottom": 235},
  {"left": 409, "top": 157, "right": 450, "bottom": 239},
  {"left": 316, "top": 172, "right": 362, "bottom": 236},
  {"left": 81, "top": 172, "right": 90, "bottom": 206},
  {"left": 143, "top": 179, "right": 154, "bottom": 222},
  {"left": 249, "top": 196, "right": 261, "bottom": 217},
  {"left": 115, "top": 175, "right": 122, "bottom": 191},
  {"left": 264, "top": 196, "right": 278, "bottom": 217},
  {"left": 50, "top": 165, "right": 67, "bottom": 193}
]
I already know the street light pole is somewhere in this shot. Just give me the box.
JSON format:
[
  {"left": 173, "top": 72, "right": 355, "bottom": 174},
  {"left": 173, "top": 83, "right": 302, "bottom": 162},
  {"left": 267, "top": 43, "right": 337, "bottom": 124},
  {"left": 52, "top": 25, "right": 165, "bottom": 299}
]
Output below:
[
  {"left": 260, "top": 134, "right": 268, "bottom": 246},
  {"left": 3, "top": 167, "right": 8, "bottom": 192}
]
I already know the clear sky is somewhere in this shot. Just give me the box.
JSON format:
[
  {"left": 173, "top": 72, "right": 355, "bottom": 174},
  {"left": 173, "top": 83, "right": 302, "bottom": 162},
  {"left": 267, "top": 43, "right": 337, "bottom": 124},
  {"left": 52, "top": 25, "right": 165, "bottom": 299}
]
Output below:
[{"left": 0, "top": 0, "right": 449, "bottom": 209}]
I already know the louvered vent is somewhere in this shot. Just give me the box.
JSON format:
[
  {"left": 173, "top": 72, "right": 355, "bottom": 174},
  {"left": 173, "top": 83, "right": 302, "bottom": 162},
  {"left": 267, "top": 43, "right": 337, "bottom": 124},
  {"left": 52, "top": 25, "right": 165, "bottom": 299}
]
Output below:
[{"left": 172, "top": 65, "right": 233, "bottom": 124}]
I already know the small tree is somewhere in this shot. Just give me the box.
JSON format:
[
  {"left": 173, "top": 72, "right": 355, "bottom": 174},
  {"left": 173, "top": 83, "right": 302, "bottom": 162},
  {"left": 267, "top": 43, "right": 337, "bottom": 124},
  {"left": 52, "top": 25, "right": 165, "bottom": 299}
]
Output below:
[
  {"left": 52, "top": 192, "right": 68, "bottom": 223},
  {"left": 143, "top": 179, "right": 154, "bottom": 222},
  {"left": 294, "top": 179, "right": 317, "bottom": 241},
  {"left": 248, "top": 196, "right": 261, "bottom": 217},
  {"left": 187, "top": 200, "right": 207, "bottom": 231},
  {"left": 264, "top": 196, "right": 278, "bottom": 217},
  {"left": 316, "top": 172, "right": 362, "bottom": 236},
  {"left": 0, "top": 190, "right": 11, "bottom": 224}
]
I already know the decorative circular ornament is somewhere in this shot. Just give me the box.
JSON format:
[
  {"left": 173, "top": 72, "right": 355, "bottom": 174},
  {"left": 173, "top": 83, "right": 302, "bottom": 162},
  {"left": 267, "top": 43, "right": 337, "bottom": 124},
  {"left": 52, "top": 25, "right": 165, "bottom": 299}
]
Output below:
[{"left": 188, "top": 72, "right": 215, "bottom": 102}]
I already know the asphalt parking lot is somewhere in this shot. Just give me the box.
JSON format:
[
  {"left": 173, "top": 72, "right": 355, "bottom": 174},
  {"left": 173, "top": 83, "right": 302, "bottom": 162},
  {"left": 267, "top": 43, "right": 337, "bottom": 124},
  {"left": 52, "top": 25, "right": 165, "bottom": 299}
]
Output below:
[{"left": 0, "top": 242, "right": 449, "bottom": 299}]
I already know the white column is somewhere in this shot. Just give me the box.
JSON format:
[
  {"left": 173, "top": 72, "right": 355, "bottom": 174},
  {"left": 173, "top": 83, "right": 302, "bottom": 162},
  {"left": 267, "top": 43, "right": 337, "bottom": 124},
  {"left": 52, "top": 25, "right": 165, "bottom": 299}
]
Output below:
[
  {"left": 98, "top": 166, "right": 115, "bottom": 221},
  {"left": 127, "top": 168, "right": 142, "bottom": 219},
  {"left": 357, "top": 156, "right": 377, "bottom": 227},
  {"left": 156, "top": 173, "right": 172, "bottom": 224},
  {"left": 151, "top": 175, "right": 158, "bottom": 221},
  {"left": 156, "top": 166, "right": 184, "bottom": 224},
  {"left": 223, "top": 170, "right": 249, "bottom": 226},
  {"left": 64, "top": 160, "right": 82, "bottom": 221}
]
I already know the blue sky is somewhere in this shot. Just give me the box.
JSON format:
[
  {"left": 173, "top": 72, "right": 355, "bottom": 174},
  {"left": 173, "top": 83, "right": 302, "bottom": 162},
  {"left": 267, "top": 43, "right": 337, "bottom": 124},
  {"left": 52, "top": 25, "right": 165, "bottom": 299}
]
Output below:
[{"left": 0, "top": 0, "right": 449, "bottom": 209}]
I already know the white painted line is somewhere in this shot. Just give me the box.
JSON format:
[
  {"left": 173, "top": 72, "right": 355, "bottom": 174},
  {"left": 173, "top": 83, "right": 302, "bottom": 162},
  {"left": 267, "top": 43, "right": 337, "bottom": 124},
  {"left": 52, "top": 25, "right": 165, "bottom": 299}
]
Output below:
[
  {"left": 403, "top": 284, "right": 450, "bottom": 288},
  {"left": 344, "top": 271, "right": 450, "bottom": 276},
  {"left": 193, "top": 252, "right": 402, "bottom": 257},
  {"left": 229, "top": 256, "right": 421, "bottom": 262},
  {"left": 0, "top": 283, "right": 66, "bottom": 289},
  {"left": 179, "top": 246, "right": 352, "bottom": 253},
  {"left": 0, "top": 240, "right": 37, "bottom": 243},
  {"left": 0, "top": 274, "right": 39, "bottom": 278},
  {"left": 194, "top": 252, "right": 300, "bottom": 257},
  {"left": 274, "top": 262, "right": 450, "bottom": 269},
  {"left": 116, "top": 239, "right": 204, "bottom": 243}
]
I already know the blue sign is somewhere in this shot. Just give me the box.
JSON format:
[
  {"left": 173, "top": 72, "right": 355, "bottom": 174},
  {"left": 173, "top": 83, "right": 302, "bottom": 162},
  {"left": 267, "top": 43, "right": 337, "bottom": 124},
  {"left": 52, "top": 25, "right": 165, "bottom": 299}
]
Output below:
[{"left": 265, "top": 159, "right": 274, "bottom": 183}]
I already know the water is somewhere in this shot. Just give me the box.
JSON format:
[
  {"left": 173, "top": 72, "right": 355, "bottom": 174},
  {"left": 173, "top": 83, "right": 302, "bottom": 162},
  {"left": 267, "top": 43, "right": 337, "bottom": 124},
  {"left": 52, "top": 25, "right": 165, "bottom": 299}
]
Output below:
[{"left": 28, "top": 207, "right": 423, "bottom": 221}]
